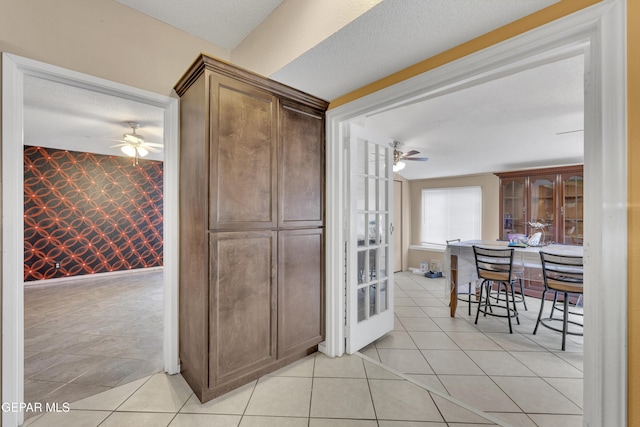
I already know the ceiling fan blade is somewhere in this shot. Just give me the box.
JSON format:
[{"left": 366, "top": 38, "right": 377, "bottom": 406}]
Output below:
[
  {"left": 110, "top": 143, "right": 126, "bottom": 148},
  {"left": 401, "top": 150, "right": 420, "bottom": 157},
  {"left": 406, "top": 157, "right": 429, "bottom": 162},
  {"left": 144, "top": 142, "right": 164, "bottom": 148},
  {"left": 144, "top": 145, "right": 161, "bottom": 153}
]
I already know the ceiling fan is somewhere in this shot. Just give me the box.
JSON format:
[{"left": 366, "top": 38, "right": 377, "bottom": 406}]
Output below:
[
  {"left": 391, "top": 141, "right": 429, "bottom": 172},
  {"left": 111, "top": 121, "right": 163, "bottom": 165}
]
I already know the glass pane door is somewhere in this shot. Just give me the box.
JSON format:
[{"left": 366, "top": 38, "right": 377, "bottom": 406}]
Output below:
[
  {"left": 529, "top": 177, "right": 555, "bottom": 243},
  {"left": 346, "top": 124, "right": 394, "bottom": 353},
  {"left": 563, "top": 175, "right": 583, "bottom": 244}
]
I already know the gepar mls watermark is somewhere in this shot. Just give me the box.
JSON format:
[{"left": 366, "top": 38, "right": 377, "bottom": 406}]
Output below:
[{"left": 2, "top": 402, "right": 70, "bottom": 414}]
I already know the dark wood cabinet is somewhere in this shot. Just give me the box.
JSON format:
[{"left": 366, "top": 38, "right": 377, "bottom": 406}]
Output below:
[
  {"left": 175, "top": 55, "right": 328, "bottom": 403},
  {"left": 496, "top": 165, "right": 583, "bottom": 245},
  {"left": 496, "top": 165, "right": 583, "bottom": 298}
]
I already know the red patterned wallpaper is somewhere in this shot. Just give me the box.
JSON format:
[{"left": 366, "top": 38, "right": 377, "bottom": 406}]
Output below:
[{"left": 24, "top": 146, "right": 164, "bottom": 281}]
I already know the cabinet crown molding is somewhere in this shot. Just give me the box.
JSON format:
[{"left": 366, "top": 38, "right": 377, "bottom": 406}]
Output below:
[{"left": 174, "top": 54, "right": 329, "bottom": 111}]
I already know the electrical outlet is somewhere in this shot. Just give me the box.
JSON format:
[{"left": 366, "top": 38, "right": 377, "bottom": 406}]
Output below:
[{"left": 55, "top": 262, "right": 60, "bottom": 269}]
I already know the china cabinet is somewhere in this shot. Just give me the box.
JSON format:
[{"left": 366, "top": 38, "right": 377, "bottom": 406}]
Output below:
[{"left": 496, "top": 165, "right": 583, "bottom": 245}]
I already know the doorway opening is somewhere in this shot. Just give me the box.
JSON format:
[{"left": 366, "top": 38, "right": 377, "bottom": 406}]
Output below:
[
  {"left": 325, "top": 2, "right": 627, "bottom": 426},
  {"left": 2, "top": 53, "right": 179, "bottom": 427}
]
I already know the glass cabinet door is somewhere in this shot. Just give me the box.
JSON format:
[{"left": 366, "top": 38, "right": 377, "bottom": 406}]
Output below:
[
  {"left": 529, "top": 176, "right": 556, "bottom": 242},
  {"left": 501, "top": 178, "right": 526, "bottom": 240},
  {"left": 562, "top": 175, "right": 584, "bottom": 245}
]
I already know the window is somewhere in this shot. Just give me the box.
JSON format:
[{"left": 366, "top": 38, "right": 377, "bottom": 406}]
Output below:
[{"left": 421, "top": 186, "right": 482, "bottom": 245}]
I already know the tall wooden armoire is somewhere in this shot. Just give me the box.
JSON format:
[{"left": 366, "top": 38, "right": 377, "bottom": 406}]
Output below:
[{"left": 174, "top": 55, "right": 328, "bottom": 403}]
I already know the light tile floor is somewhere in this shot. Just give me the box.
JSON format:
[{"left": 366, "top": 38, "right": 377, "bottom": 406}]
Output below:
[{"left": 22, "top": 271, "right": 583, "bottom": 426}]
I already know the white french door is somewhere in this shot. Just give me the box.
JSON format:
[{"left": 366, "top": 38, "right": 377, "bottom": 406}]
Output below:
[{"left": 346, "top": 123, "right": 394, "bottom": 353}]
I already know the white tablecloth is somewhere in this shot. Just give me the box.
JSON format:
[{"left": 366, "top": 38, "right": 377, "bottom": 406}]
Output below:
[{"left": 444, "top": 240, "right": 583, "bottom": 295}]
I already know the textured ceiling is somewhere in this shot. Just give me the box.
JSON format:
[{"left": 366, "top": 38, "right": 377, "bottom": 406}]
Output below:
[
  {"left": 114, "top": 0, "right": 284, "bottom": 50},
  {"left": 24, "top": 75, "right": 164, "bottom": 161},
  {"left": 23, "top": 0, "right": 582, "bottom": 179},
  {"left": 363, "top": 54, "right": 584, "bottom": 180},
  {"left": 270, "top": 0, "right": 560, "bottom": 100}
]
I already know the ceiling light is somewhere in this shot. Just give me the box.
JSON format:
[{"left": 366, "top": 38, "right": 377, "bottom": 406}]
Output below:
[
  {"left": 137, "top": 146, "right": 149, "bottom": 157},
  {"left": 121, "top": 144, "right": 136, "bottom": 157},
  {"left": 393, "top": 161, "right": 406, "bottom": 172}
]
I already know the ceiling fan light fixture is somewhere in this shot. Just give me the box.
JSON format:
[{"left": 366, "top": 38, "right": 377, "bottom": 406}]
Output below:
[
  {"left": 121, "top": 144, "right": 136, "bottom": 157},
  {"left": 123, "top": 133, "right": 144, "bottom": 145},
  {"left": 137, "top": 146, "right": 149, "bottom": 157},
  {"left": 393, "top": 161, "right": 406, "bottom": 172}
]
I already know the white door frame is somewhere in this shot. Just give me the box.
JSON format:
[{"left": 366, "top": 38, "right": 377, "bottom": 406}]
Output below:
[
  {"left": 325, "top": 1, "right": 626, "bottom": 425},
  {"left": 2, "top": 53, "right": 180, "bottom": 427}
]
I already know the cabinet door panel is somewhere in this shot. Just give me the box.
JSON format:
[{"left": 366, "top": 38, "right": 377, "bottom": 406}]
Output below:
[
  {"left": 278, "top": 228, "right": 324, "bottom": 357},
  {"left": 499, "top": 177, "right": 527, "bottom": 240},
  {"left": 279, "top": 101, "right": 325, "bottom": 227},
  {"left": 209, "top": 231, "right": 277, "bottom": 386},
  {"left": 210, "top": 76, "right": 277, "bottom": 229}
]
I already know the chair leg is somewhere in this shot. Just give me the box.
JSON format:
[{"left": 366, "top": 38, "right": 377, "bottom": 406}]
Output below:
[
  {"left": 503, "top": 282, "right": 513, "bottom": 333},
  {"left": 510, "top": 281, "right": 520, "bottom": 326},
  {"left": 468, "top": 288, "right": 472, "bottom": 316},
  {"left": 550, "top": 291, "right": 559, "bottom": 318},
  {"left": 518, "top": 277, "right": 527, "bottom": 311},
  {"left": 474, "top": 280, "right": 485, "bottom": 325},
  {"left": 562, "top": 292, "right": 569, "bottom": 351},
  {"left": 533, "top": 289, "right": 548, "bottom": 335}
]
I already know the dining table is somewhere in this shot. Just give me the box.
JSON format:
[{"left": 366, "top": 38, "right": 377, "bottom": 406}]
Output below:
[{"left": 444, "top": 239, "right": 583, "bottom": 317}]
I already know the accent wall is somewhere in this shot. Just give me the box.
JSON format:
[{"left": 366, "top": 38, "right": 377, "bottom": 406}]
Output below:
[{"left": 24, "top": 146, "right": 164, "bottom": 281}]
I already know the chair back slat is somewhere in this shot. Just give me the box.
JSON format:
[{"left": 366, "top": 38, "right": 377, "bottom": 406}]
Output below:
[
  {"left": 539, "top": 251, "right": 583, "bottom": 293},
  {"left": 472, "top": 246, "right": 514, "bottom": 282}
]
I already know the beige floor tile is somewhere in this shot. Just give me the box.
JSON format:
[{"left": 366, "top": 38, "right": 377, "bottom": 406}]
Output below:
[
  {"left": 509, "top": 352, "right": 583, "bottom": 378},
  {"left": 268, "top": 354, "right": 316, "bottom": 377},
  {"left": 71, "top": 375, "right": 150, "bottom": 410},
  {"left": 543, "top": 377, "right": 583, "bottom": 408},
  {"left": 419, "top": 350, "right": 483, "bottom": 376},
  {"left": 430, "top": 395, "right": 497, "bottom": 425},
  {"left": 245, "top": 376, "right": 312, "bottom": 417},
  {"left": 170, "top": 413, "right": 242, "bottom": 426},
  {"left": 527, "top": 413, "right": 583, "bottom": 427},
  {"left": 404, "top": 291, "right": 433, "bottom": 299},
  {"left": 100, "top": 411, "right": 176, "bottom": 426},
  {"left": 117, "top": 373, "right": 193, "bottom": 413},
  {"left": 28, "top": 409, "right": 111, "bottom": 426},
  {"left": 362, "top": 360, "right": 403, "bottom": 380},
  {"left": 395, "top": 306, "right": 429, "bottom": 318},
  {"left": 405, "top": 374, "right": 448, "bottom": 394},
  {"left": 486, "top": 411, "right": 537, "bottom": 427},
  {"left": 310, "top": 419, "right": 378, "bottom": 427},
  {"left": 437, "top": 375, "right": 521, "bottom": 413},
  {"left": 449, "top": 331, "right": 515, "bottom": 351},
  {"left": 314, "top": 353, "right": 366, "bottom": 378},
  {"left": 398, "top": 317, "right": 441, "bottom": 332},
  {"left": 71, "top": 357, "right": 154, "bottom": 387},
  {"left": 310, "top": 377, "right": 375, "bottom": 419},
  {"left": 411, "top": 297, "right": 446, "bottom": 307},
  {"left": 375, "top": 331, "right": 418, "bottom": 349},
  {"left": 483, "top": 332, "right": 545, "bottom": 352},
  {"left": 464, "top": 351, "right": 536, "bottom": 377},
  {"left": 180, "top": 380, "right": 256, "bottom": 414},
  {"left": 395, "top": 297, "right": 418, "bottom": 307},
  {"left": 359, "top": 345, "right": 381, "bottom": 361},
  {"left": 241, "top": 416, "right": 307, "bottom": 426},
  {"left": 552, "top": 351, "right": 584, "bottom": 371},
  {"left": 377, "top": 349, "right": 434, "bottom": 375},
  {"left": 491, "top": 376, "right": 582, "bottom": 414},
  {"left": 368, "top": 379, "right": 443, "bottom": 422},
  {"left": 420, "top": 306, "right": 452, "bottom": 318},
  {"left": 431, "top": 317, "right": 479, "bottom": 331},
  {"left": 408, "top": 332, "right": 459, "bottom": 350},
  {"left": 377, "top": 421, "right": 447, "bottom": 427}
]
